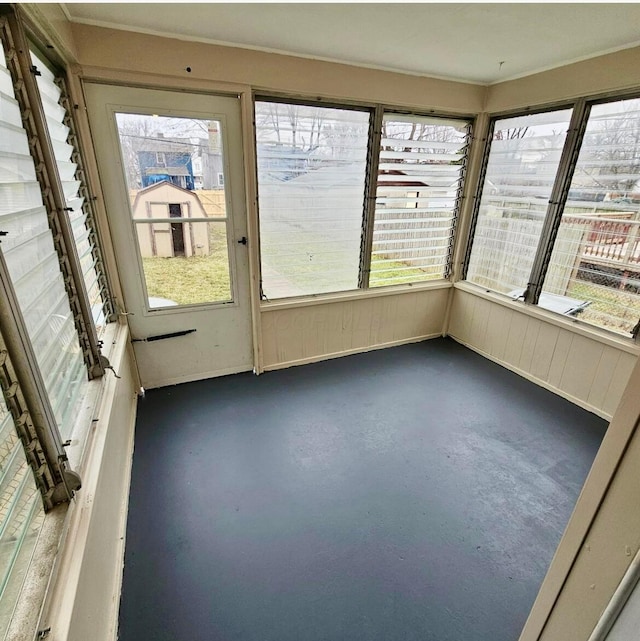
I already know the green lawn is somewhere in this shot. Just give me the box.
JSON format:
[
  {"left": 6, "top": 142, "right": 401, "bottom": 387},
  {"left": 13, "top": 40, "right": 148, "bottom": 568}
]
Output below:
[
  {"left": 141, "top": 225, "right": 231, "bottom": 305},
  {"left": 567, "top": 281, "right": 640, "bottom": 335},
  {"left": 142, "top": 255, "right": 231, "bottom": 305}
]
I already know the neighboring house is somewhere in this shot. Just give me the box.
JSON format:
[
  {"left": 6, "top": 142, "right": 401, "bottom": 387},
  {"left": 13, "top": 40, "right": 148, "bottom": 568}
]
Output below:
[
  {"left": 137, "top": 134, "right": 196, "bottom": 190},
  {"left": 131, "top": 181, "right": 209, "bottom": 258}
]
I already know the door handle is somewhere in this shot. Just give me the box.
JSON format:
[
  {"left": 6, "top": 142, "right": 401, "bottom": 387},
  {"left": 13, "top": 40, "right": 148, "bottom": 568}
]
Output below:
[{"left": 237, "top": 237, "right": 248, "bottom": 245}]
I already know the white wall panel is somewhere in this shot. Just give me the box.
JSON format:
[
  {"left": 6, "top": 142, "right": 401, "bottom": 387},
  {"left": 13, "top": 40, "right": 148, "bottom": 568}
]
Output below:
[
  {"left": 261, "top": 287, "right": 449, "bottom": 370},
  {"left": 449, "top": 287, "right": 638, "bottom": 419}
]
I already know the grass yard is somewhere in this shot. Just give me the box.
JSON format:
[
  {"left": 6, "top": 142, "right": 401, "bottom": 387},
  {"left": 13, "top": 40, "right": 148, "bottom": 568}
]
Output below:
[
  {"left": 141, "top": 224, "right": 231, "bottom": 305},
  {"left": 567, "top": 280, "right": 640, "bottom": 335}
]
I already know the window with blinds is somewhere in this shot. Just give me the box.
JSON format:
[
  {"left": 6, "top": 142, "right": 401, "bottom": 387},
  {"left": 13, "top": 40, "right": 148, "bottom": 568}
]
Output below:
[
  {"left": 370, "top": 114, "right": 469, "bottom": 287},
  {"left": 31, "top": 51, "right": 109, "bottom": 332},
  {"left": 0, "top": 42, "right": 88, "bottom": 439},
  {"left": 0, "top": 40, "right": 47, "bottom": 639},
  {"left": 255, "top": 101, "right": 370, "bottom": 299},
  {"left": 542, "top": 98, "right": 640, "bottom": 336},
  {"left": 0, "top": 396, "right": 44, "bottom": 637},
  {"left": 466, "top": 109, "right": 573, "bottom": 295}
]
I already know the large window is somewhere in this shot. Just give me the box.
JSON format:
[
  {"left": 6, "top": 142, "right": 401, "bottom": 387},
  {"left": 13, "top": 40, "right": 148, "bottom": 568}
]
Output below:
[
  {"left": 466, "top": 109, "right": 572, "bottom": 295},
  {"left": 255, "top": 100, "right": 471, "bottom": 299},
  {"left": 256, "top": 101, "right": 370, "bottom": 298},
  {"left": 542, "top": 99, "right": 640, "bottom": 335},
  {"left": 466, "top": 99, "right": 640, "bottom": 339},
  {"left": 0, "top": 7, "right": 113, "bottom": 638},
  {"left": 371, "top": 114, "right": 469, "bottom": 287}
]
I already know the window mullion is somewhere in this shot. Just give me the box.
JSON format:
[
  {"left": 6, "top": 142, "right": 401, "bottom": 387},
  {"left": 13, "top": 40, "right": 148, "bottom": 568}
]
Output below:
[
  {"left": 524, "top": 100, "right": 590, "bottom": 305},
  {"left": 0, "top": 245, "right": 81, "bottom": 510},
  {"left": 3, "top": 7, "right": 105, "bottom": 378},
  {"left": 358, "top": 105, "right": 383, "bottom": 289},
  {"left": 462, "top": 119, "right": 496, "bottom": 280}
]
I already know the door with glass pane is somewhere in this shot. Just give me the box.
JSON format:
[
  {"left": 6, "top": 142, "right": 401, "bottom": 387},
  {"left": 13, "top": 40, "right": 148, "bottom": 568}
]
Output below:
[{"left": 84, "top": 85, "right": 253, "bottom": 388}]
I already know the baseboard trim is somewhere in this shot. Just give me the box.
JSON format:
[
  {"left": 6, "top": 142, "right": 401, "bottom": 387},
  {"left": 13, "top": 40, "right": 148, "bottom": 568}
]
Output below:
[
  {"left": 448, "top": 335, "right": 612, "bottom": 421},
  {"left": 262, "top": 333, "right": 443, "bottom": 372}
]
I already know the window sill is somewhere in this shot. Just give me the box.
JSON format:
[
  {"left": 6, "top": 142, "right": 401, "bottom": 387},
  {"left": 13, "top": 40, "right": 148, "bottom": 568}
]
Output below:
[
  {"left": 454, "top": 281, "right": 640, "bottom": 356},
  {"left": 65, "top": 320, "right": 124, "bottom": 472},
  {"left": 260, "top": 280, "right": 452, "bottom": 312}
]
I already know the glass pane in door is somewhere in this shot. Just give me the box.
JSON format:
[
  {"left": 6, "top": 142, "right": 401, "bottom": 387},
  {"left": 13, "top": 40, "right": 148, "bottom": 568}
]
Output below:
[{"left": 114, "top": 113, "right": 232, "bottom": 308}]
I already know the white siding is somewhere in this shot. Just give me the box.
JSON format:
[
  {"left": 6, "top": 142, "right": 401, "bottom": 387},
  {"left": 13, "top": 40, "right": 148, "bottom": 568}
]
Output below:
[
  {"left": 261, "top": 286, "right": 450, "bottom": 370},
  {"left": 448, "top": 286, "right": 638, "bottom": 419}
]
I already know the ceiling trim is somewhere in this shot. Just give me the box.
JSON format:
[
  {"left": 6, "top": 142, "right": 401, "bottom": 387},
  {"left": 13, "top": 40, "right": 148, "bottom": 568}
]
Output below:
[
  {"left": 489, "top": 38, "right": 640, "bottom": 86},
  {"left": 64, "top": 15, "right": 488, "bottom": 86},
  {"left": 63, "top": 8, "right": 640, "bottom": 89}
]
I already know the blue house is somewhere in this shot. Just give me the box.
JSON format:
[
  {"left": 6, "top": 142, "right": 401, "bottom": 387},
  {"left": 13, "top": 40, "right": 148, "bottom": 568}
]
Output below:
[{"left": 137, "top": 135, "right": 196, "bottom": 190}]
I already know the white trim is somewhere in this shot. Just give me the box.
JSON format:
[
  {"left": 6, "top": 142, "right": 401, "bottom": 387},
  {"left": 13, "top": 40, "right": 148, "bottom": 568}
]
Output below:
[
  {"left": 261, "top": 280, "right": 452, "bottom": 312},
  {"left": 142, "top": 363, "right": 253, "bottom": 389},
  {"left": 262, "top": 332, "right": 442, "bottom": 372},
  {"left": 37, "top": 324, "right": 137, "bottom": 641},
  {"left": 66, "top": 17, "right": 486, "bottom": 87}
]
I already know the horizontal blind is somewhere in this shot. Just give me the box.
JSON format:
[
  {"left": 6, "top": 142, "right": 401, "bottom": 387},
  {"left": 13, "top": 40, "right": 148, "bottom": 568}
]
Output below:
[
  {"left": 542, "top": 98, "right": 640, "bottom": 335},
  {"left": 370, "top": 114, "right": 470, "bottom": 287},
  {"left": 0, "top": 40, "right": 46, "bottom": 639},
  {"left": 0, "top": 397, "right": 44, "bottom": 637},
  {"left": 256, "top": 101, "right": 369, "bottom": 299},
  {"left": 0, "top": 42, "right": 88, "bottom": 439},
  {"left": 31, "top": 51, "right": 107, "bottom": 332},
  {"left": 467, "top": 109, "right": 573, "bottom": 295}
]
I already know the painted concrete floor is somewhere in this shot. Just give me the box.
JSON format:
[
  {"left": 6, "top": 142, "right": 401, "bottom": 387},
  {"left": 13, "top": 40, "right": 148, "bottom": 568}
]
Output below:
[{"left": 120, "top": 338, "right": 607, "bottom": 641}]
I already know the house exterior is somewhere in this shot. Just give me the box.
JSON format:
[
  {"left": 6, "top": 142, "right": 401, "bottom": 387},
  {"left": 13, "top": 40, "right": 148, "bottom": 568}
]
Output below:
[{"left": 137, "top": 135, "right": 196, "bottom": 190}]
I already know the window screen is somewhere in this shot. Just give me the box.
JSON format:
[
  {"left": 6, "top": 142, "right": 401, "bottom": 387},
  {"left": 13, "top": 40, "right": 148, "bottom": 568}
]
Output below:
[
  {"left": 542, "top": 98, "right": 640, "bottom": 335},
  {"left": 467, "top": 109, "right": 573, "bottom": 295},
  {"left": 256, "top": 101, "right": 370, "bottom": 299},
  {"left": 370, "top": 114, "right": 469, "bottom": 287}
]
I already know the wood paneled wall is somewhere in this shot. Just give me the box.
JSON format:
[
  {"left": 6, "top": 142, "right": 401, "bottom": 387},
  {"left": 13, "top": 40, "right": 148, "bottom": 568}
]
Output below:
[
  {"left": 261, "top": 286, "right": 450, "bottom": 370},
  {"left": 448, "top": 286, "right": 638, "bottom": 419}
]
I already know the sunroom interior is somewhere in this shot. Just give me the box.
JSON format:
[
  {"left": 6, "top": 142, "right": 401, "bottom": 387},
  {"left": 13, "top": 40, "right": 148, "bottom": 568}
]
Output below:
[{"left": 1, "top": 3, "right": 640, "bottom": 641}]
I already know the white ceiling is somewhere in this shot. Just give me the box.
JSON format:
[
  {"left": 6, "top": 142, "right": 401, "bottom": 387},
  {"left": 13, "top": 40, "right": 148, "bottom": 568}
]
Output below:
[{"left": 62, "top": 3, "right": 640, "bottom": 85}]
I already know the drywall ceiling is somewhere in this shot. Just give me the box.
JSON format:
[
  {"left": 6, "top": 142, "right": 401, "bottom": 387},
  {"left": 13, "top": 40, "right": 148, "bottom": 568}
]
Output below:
[{"left": 62, "top": 3, "right": 640, "bottom": 85}]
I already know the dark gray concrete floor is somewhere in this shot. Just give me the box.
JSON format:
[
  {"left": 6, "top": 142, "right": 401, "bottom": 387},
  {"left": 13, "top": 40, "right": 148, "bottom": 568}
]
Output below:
[{"left": 120, "top": 338, "right": 607, "bottom": 641}]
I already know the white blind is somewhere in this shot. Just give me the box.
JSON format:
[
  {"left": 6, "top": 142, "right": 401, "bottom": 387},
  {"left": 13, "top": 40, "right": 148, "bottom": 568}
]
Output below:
[
  {"left": 467, "top": 109, "right": 573, "bottom": 295},
  {"left": 0, "top": 44, "right": 88, "bottom": 438},
  {"left": 256, "top": 101, "right": 369, "bottom": 299},
  {"left": 370, "top": 114, "right": 469, "bottom": 286},
  {"left": 542, "top": 98, "right": 640, "bottom": 335},
  {"left": 0, "top": 41, "right": 45, "bottom": 639},
  {"left": 32, "top": 51, "right": 106, "bottom": 331}
]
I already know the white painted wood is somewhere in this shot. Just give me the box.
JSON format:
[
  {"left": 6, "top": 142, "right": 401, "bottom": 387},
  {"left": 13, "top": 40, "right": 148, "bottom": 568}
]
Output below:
[
  {"left": 605, "top": 577, "right": 640, "bottom": 641},
  {"left": 588, "top": 349, "right": 622, "bottom": 412},
  {"left": 448, "top": 287, "right": 638, "bottom": 419},
  {"left": 530, "top": 323, "right": 560, "bottom": 382},
  {"left": 84, "top": 83, "right": 253, "bottom": 388},
  {"left": 560, "top": 335, "right": 605, "bottom": 401},
  {"left": 261, "top": 288, "right": 449, "bottom": 370},
  {"left": 263, "top": 333, "right": 444, "bottom": 372},
  {"left": 38, "top": 325, "right": 137, "bottom": 641}
]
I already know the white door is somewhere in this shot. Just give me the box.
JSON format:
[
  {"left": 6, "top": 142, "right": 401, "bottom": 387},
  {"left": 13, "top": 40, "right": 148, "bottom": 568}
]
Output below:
[{"left": 84, "top": 84, "right": 253, "bottom": 388}]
